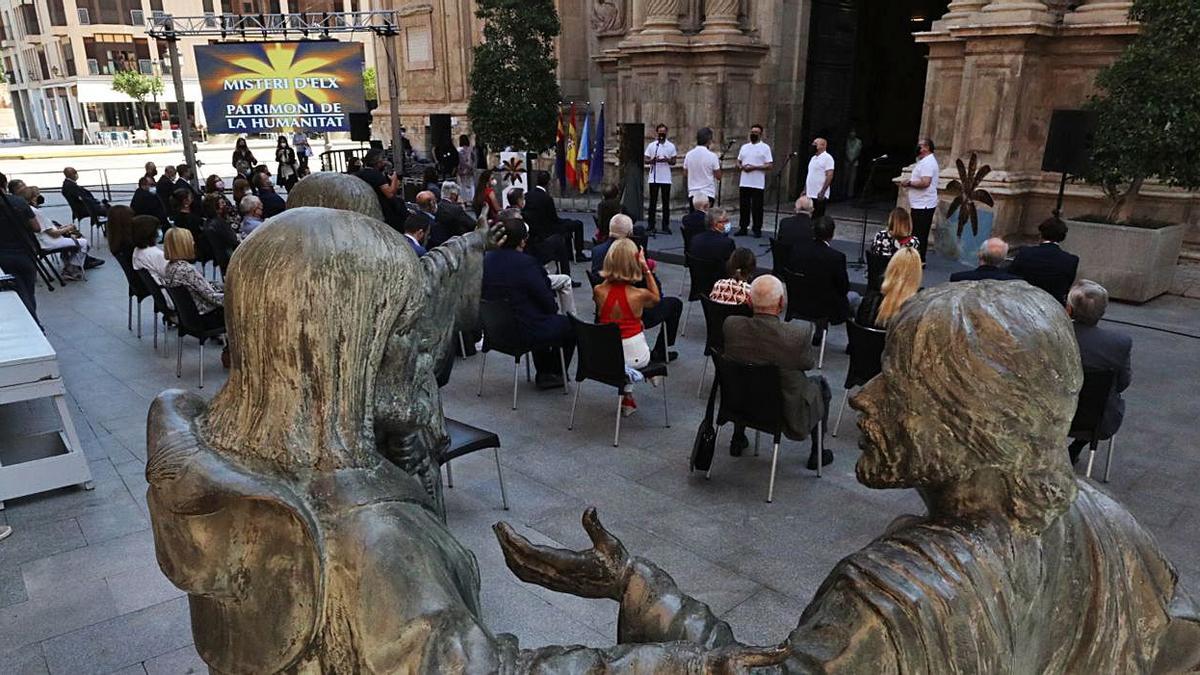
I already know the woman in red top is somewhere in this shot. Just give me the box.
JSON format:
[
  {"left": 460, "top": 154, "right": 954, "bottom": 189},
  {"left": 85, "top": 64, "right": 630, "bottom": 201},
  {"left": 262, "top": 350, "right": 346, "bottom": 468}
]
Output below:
[
  {"left": 594, "top": 239, "right": 660, "bottom": 415},
  {"left": 472, "top": 169, "right": 503, "bottom": 223}
]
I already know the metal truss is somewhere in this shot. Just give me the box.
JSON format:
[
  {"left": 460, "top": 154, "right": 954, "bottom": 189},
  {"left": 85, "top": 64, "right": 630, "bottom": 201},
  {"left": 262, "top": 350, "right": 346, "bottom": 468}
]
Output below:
[{"left": 145, "top": 11, "right": 400, "bottom": 40}]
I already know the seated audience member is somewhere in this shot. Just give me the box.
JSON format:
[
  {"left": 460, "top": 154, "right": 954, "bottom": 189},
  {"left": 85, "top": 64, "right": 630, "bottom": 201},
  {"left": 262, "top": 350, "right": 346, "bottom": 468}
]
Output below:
[
  {"left": 499, "top": 207, "right": 577, "bottom": 316},
  {"left": 61, "top": 166, "right": 109, "bottom": 216},
  {"left": 429, "top": 181, "right": 478, "bottom": 248},
  {"left": 254, "top": 171, "right": 286, "bottom": 219},
  {"left": 202, "top": 194, "right": 240, "bottom": 275},
  {"left": 689, "top": 206, "right": 736, "bottom": 263},
  {"left": 526, "top": 170, "right": 587, "bottom": 263},
  {"left": 681, "top": 194, "right": 710, "bottom": 244},
  {"left": 163, "top": 227, "right": 225, "bottom": 329},
  {"left": 595, "top": 184, "right": 625, "bottom": 243},
  {"left": 789, "top": 215, "right": 851, "bottom": 324},
  {"left": 356, "top": 149, "right": 403, "bottom": 229},
  {"left": 1009, "top": 216, "right": 1079, "bottom": 305},
  {"left": 723, "top": 275, "right": 831, "bottom": 467},
  {"left": 855, "top": 247, "right": 922, "bottom": 329},
  {"left": 172, "top": 188, "right": 211, "bottom": 263},
  {"left": 175, "top": 164, "right": 202, "bottom": 202},
  {"left": 231, "top": 176, "right": 251, "bottom": 207},
  {"left": 482, "top": 216, "right": 576, "bottom": 389},
  {"left": 105, "top": 203, "right": 136, "bottom": 256},
  {"left": 239, "top": 195, "right": 265, "bottom": 237},
  {"left": 131, "top": 175, "right": 169, "bottom": 223},
  {"left": 414, "top": 190, "right": 439, "bottom": 228},
  {"left": 422, "top": 166, "right": 442, "bottom": 201},
  {"left": 594, "top": 239, "right": 662, "bottom": 416},
  {"left": 472, "top": 169, "right": 503, "bottom": 223},
  {"left": 591, "top": 215, "right": 680, "bottom": 358},
  {"left": 0, "top": 173, "right": 40, "bottom": 320},
  {"left": 403, "top": 213, "right": 430, "bottom": 257},
  {"left": 24, "top": 185, "right": 94, "bottom": 280},
  {"left": 515, "top": 184, "right": 571, "bottom": 275},
  {"left": 592, "top": 214, "right": 651, "bottom": 275},
  {"left": 345, "top": 156, "right": 363, "bottom": 175},
  {"left": 1066, "top": 280, "right": 1132, "bottom": 464},
  {"left": 869, "top": 207, "right": 919, "bottom": 260},
  {"left": 950, "top": 238, "right": 1020, "bottom": 282},
  {"left": 7, "top": 179, "right": 26, "bottom": 195},
  {"left": 709, "top": 247, "right": 757, "bottom": 306},
  {"left": 131, "top": 215, "right": 170, "bottom": 286},
  {"left": 204, "top": 174, "right": 237, "bottom": 216},
  {"left": 156, "top": 165, "right": 178, "bottom": 212},
  {"left": 776, "top": 196, "right": 815, "bottom": 247}
]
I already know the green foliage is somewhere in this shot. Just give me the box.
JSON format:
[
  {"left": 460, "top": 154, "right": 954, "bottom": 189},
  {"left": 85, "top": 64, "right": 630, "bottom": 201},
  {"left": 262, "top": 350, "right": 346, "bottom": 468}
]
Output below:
[
  {"left": 1085, "top": 0, "right": 1200, "bottom": 219},
  {"left": 467, "top": 0, "right": 563, "bottom": 152},
  {"left": 111, "top": 69, "right": 164, "bottom": 104},
  {"left": 363, "top": 66, "right": 377, "bottom": 101}
]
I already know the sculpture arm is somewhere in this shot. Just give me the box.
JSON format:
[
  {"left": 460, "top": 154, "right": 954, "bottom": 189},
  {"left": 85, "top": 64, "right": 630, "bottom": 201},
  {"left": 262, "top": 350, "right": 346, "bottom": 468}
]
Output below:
[{"left": 421, "top": 226, "right": 489, "bottom": 342}]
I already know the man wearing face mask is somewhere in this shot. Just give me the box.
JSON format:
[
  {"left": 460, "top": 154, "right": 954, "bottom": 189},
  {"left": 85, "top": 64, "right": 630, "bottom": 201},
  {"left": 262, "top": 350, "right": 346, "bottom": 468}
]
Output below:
[
  {"left": 644, "top": 123, "right": 677, "bottom": 234},
  {"left": 901, "top": 138, "right": 939, "bottom": 262},
  {"left": 131, "top": 175, "right": 168, "bottom": 223},
  {"left": 688, "top": 206, "right": 736, "bottom": 263},
  {"left": 736, "top": 124, "right": 773, "bottom": 238},
  {"left": 804, "top": 137, "right": 835, "bottom": 217}
]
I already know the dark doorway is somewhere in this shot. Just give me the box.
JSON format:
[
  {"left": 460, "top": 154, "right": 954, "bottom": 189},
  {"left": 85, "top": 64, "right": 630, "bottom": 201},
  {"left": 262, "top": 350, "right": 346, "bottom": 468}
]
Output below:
[{"left": 798, "top": 0, "right": 948, "bottom": 202}]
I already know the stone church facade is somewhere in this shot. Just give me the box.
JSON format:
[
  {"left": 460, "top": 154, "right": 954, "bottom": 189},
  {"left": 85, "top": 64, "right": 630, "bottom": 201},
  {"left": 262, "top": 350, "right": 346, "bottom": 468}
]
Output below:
[{"left": 375, "top": 0, "right": 1199, "bottom": 260}]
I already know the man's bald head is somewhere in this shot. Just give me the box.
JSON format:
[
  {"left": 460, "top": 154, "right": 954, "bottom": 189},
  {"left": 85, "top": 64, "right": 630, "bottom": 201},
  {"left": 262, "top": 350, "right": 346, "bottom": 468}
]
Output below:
[
  {"left": 795, "top": 196, "right": 813, "bottom": 214},
  {"left": 416, "top": 191, "right": 437, "bottom": 213},
  {"left": 749, "top": 275, "right": 785, "bottom": 316},
  {"left": 979, "top": 238, "right": 1008, "bottom": 267},
  {"left": 813, "top": 138, "right": 827, "bottom": 153},
  {"left": 692, "top": 195, "right": 710, "bottom": 212},
  {"left": 609, "top": 214, "right": 633, "bottom": 239}
]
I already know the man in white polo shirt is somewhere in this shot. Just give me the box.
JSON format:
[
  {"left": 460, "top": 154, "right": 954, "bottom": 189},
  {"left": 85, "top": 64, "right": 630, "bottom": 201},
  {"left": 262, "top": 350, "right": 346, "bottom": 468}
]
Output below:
[
  {"left": 902, "top": 137, "right": 939, "bottom": 261},
  {"left": 683, "top": 127, "right": 721, "bottom": 212},
  {"left": 736, "top": 123, "right": 773, "bottom": 238},
  {"left": 805, "top": 137, "right": 835, "bottom": 217},
  {"left": 644, "top": 123, "right": 677, "bottom": 234}
]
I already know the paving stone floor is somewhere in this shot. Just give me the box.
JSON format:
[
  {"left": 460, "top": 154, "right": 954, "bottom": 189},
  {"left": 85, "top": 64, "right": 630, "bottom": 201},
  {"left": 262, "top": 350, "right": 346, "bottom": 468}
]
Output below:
[{"left": 2, "top": 223, "right": 1199, "bottom": 674}]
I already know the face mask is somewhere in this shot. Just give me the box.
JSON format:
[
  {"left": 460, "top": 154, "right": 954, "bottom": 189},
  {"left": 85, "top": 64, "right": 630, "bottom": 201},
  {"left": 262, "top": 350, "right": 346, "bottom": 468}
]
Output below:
[
  {"left": 36, "top": 195, "right": 45, "bottom": 206},
  {"left": 722, "top": 222, "right": 733, "bottom": 235},
  {"left": 750, "top": 134, "right": 760, "bottom": 143},
  {"left": 216, "top": 182, "right": 225, "bottom": 191},
  {"left": 657, "top": 133, "right": 666, "bottom": 142},
  {"left": 812, "top": 145, "right": 820, "bottom": 155},
  {"left": 148, "top": 187, "right": 156, "bottom": 195}
]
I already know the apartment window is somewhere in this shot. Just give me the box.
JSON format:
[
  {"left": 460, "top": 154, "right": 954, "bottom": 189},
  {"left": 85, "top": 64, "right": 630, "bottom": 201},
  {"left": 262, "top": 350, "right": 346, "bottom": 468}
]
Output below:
[
  {"left": 48, "top": 0, "right": 68, "bottom": 26},
  {"left": 150, "top": 0, "right": 163, "bottom": 11},
  {"left": 293, "top": 0, "right": 340, "bottom": 13},
  {"left": 37, "top": 48, "right": 50, "bottom": 80},
  {"left": 0, "top": 11, "right": 7, "bottom": 41},
  {"left": 77, "top": 0, "right": 142, "bottom": 26},
  {"left": 18, "top": 5, "right": 41, "bottom": 36},
  {"left": 84, "top": 35, "right": 139, "bottom": 74},
  {"left": 222, "top": 0, "right": 282, "bottom": 14},
  {"left": 60, "top": 37, "right": 76, "bottom": 76}
]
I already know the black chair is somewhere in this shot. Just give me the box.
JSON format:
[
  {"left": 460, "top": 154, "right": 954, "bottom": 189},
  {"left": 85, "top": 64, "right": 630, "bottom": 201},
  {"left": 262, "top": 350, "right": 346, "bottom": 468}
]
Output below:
[
  {"left": 712, "top": 352, "right": 823, "bottom": 503},
  {"left": 586, "top": 270, "right": 604, "bottom": 288},
  {"left": 866, "top": 252, "right": 889, "bottom": 292},
  {"left": 64, "top": 191, "right": 108, "bottom": 242},
  {"left": 680, "top": 254, "right": 725, "bottom": 338},
  {"left": 136, "top": 269, "right": 178, "bottom": 351},
  {"left": 477, "top": 298, "right": 568, "bottom": 410},
  {"left": 769, "top": 238, "right": 793, "bottom": 278},
  {"left": 21, "top": 229, "right": 65, "bottom": 291},
  {"left": 203, "top": 221, "right": 236, "bottom": 279},
  {"left": 114, "top": 250, "right": 151, "bottom": 337},
  {"left": 163, "top": 285, "right": 226, "bottom": 388},
  {"left": 434, "top": 351, "right": 509, "bottom": 510},
  {"left": 781, "top": 268, "right": 831, "bottom": 369},
  {"left": 833, "top": 320, "right": 887, "bottom": 437},
  {"left": 567, "top": 316, "right": 669, "bottom": 447},
  {"left": 696, "top": 296, "right": 753, "bottom": 397},
  {"left": 84, "top": 199, "right": 108, "bottom": 242},
  {"left": 1069, "top": 369, "right": 1119, "bottom": 481}
]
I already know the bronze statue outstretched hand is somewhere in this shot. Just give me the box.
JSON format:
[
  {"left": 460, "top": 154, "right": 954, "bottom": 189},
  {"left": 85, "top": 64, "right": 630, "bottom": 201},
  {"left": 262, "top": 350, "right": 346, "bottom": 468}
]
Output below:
[
  {"left": 701, "top": 643, "right": 791, "bottom": 674},
  {"left": 494, "top": 507, "right": 632, "bottom": 600}
]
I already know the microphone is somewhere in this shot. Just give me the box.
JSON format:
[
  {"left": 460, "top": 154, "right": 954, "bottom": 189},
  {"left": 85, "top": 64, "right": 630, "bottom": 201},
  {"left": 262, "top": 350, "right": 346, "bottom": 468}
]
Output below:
[
  {"left": 788, "top": 151, "right": 800, "bottom": 157},
  {"left": 872, "top": 153, "right": 888, "bottom": 162}
]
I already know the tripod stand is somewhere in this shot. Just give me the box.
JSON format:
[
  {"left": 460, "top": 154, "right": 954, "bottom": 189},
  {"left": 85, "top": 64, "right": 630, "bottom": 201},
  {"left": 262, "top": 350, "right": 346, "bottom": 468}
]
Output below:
[{"left": 852, "top": 156, "right": 885, "bottom": 268}]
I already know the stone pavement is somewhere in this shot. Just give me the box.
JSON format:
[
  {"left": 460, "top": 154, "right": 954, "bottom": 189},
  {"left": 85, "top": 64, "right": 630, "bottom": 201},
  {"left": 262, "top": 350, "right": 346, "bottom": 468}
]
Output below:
[{"left": 2, "top": 217, "right": 1199, "bottom": 674}]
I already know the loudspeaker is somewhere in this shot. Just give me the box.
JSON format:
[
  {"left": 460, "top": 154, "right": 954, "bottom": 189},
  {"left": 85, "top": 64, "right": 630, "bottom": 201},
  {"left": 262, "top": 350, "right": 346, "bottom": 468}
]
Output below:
[
  {"left": 618, "top": 123, "right": 645, "bottom": 222},
  {"left": 619, "top": 123, "right": 645, "bottom": 168},
  {"left": 349, "top": 113, "right": 372, "bottom": 142},
  {"left": 1042, "top": 109, "right": 1097, "bottom": 175},
  {"left": 429, "top": 114, "right": 452, "bottom": 153}
]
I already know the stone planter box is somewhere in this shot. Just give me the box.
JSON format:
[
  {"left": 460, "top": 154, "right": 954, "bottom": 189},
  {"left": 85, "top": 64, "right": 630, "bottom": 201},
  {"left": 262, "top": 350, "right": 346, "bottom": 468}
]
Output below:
[{"left": 1062, "top": 219, "right": 1186, "bottom": 303}]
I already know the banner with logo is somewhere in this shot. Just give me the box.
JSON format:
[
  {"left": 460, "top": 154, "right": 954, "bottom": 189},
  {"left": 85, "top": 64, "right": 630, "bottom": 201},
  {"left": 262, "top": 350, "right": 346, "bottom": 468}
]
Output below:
[{"left": 195, "top": 41, "right": 366, "bottom": 134}]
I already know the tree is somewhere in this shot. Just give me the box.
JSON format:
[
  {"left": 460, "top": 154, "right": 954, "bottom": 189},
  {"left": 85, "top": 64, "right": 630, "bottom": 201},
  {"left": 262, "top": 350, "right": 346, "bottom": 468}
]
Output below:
[
  {"left": 363, "top": 66, "right": 378, "bottom": 102},
  {"left": 112, "top": 70, "right": 165, "bottom": 146},
  {"left": 1085, "top": 0, "right": 1200, "bottom": 223},
  {"left": 467, "top": 0, "right": 563, "bottom": 152}
]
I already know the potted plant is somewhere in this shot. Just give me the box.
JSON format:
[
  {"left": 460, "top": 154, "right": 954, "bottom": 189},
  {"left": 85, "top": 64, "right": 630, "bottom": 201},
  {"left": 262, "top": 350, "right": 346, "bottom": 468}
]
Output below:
[
  {"left": 940, "top": 152, "right": 995, "bottom": 265},
  {"left": 1067, "top": 0, "right": 1199, "bottom": 302}
]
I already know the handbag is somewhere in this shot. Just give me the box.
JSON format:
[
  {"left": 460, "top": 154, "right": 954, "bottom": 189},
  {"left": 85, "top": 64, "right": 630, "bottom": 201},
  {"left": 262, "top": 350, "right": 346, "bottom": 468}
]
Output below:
[{"left": 689, "top": 376, "right": 720, "bottom": 473}]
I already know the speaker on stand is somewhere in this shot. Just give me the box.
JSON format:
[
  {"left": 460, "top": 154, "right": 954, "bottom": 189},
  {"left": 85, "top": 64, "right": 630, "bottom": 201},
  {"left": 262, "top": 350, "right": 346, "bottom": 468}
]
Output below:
[
  {"left": 429, "top": 114, "right": 456, "bottom": 177},
  {"left": 619, "top": 123, "right": 645, "bottom": 223},
  {"left": 349, "top": 112, "right": 372, "bottom": 143},
  {"left": 1041, "top": 109, "right": 1097, "bottom": 216}
]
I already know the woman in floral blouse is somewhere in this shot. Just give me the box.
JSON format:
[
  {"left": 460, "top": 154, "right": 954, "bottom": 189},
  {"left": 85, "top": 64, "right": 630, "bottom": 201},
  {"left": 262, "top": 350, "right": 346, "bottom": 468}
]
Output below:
[
  {"left": 708, "top": 247, "right": 757, "bottom": 306},
  {"left": 870, "top": 207, "right": 920, "bottom": 259},
  {"left": 163, "top": 227, "right": 224, "bottom": 331}
]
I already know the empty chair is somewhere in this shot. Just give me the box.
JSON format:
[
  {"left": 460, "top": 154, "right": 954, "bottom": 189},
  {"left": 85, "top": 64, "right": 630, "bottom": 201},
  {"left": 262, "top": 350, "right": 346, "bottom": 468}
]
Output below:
[
  {"left": 567, "top": 316, "right": 668, "bottom": 447},
  {"left": 712, "top": 352, "right": 823, "bottom": 503},
  {"left": 441, "top": 419, "right": 509, "bottom": 510},
  {"left": 1069, "top": 369, "right": 1119, "bottom": 481},
  {"left": 697, "top": 295, "right": 753, "bottom": 396},
  {"left": 114, "top": 249, "right": 152, "bottom": 337},
  {"left": 477, "top": 298, "right": 568, "bottom": 410},
  {"left": 680, "top": 254, "right": 725, "bottom": 337},
  {"left": 163, "top": 285, "right": 227, "bottom": 389},
  {"left": 833, "top": 320, "right": 887, "bottom": 436}
]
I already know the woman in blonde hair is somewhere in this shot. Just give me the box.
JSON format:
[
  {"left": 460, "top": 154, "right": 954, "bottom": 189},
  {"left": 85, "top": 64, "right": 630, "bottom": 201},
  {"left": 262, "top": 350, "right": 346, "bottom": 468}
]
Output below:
[
  {"left": 856, "top": 247, "right": 922, "bottom": 329},
  {"left": 162, "top": 227, "right": 225, "bottom": 330},
  {"left": 870, "top": 207, "right": 920, "bottom": 260},
  {"left": 594, "top": 238, "right": 660, "bottom": 416}
]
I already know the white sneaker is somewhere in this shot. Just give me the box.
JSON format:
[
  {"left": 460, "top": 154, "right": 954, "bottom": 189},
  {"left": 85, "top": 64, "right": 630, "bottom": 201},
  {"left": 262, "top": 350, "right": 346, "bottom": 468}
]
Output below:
[{"left": 0, "top": 525, "right": 12, "bottom": 542}]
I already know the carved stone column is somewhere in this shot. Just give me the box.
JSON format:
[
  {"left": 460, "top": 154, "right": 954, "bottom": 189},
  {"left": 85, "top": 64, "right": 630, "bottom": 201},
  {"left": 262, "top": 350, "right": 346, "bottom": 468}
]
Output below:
[
  {"left": 977, "top": 0, "right": 1057, "bottom": 25},
  {"left": 1064, "top": 0, "right": 1133, "bottom": 25},
  {"left": 932, "top": 0, "right": 990, "bottom": 30},
  {"left": 642, "top": 0, "right": 683, "bottom": 34},
  {"left": 701, "top": 0, "right": 741, "bottom": 34}
]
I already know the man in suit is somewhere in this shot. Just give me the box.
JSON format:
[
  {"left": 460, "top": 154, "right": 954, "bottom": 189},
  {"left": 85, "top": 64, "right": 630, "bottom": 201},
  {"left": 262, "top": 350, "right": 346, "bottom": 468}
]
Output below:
[
  {"left": 776, "top": 196, "right": 814, "bottom": 247},
  {"left": 595, "top": 183, "right": 625, "bottom": 243},
  {"left": 175, "top": 164, "right": 203, "bottom": 202},
  {"left": 429, "top": 181, "right": 477, "bottom": 249},
  {"left": 254, "top": 171, "right": 286, "bottom": 219},
  {"left": 681, "top": 194, "right": 709, "bottom": 244},
  {"left": 61, "top": 167, "right": 108, "bottom": 216},
  {"left": 593, "top": 215, "right": 682, "bottom": 360},
  {"left": 789, "top": 215, "right": 851, "bottom": 324},
  {"left": 1066, "top": 280, "right": 1132, "bottom": 464},
  {"left": 482, "top": 215, "right": 575, "bottom": 389},
  {"left": 724, "top": 275, "right": 831, "bottom": 467},
  {"left": 525, "top": 171, "right": 587, "bottom": 263},
  {"left": 689, "top": 206, "right": 736, "bottom": 263},
  {"left": 950, "top": 238, "right": 1021, "bottom": 282},
  {"left": 130, "top": 175, "right": 169, "bottom": 224},
  {"left": 514, "top": 186, "right": 571, "bottom": 276},
  {"left": 156, "top": 165, "right": 178, "bottom": 213},
  {"left": 402, "top": 213, "right": 430, "bottom": 257},
  {"left": 1009, "top": 217, "right": 1079, "bottom": 305}
]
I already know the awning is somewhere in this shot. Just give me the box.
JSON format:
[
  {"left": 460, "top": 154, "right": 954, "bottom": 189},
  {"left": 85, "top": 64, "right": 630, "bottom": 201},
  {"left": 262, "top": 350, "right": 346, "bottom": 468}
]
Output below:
[{"left": 75, "top": 78, "right": 203, "bottom": 105}]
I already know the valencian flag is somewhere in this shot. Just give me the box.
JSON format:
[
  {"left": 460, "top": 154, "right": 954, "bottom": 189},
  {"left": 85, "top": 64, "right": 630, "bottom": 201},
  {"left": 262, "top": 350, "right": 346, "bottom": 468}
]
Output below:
[
  {"left": 590, "top": 103, "right": 605, "bottom": 189},
  {"left": 555, "top": 105, "right": 566, "bottom": 191},
  {"left": 577, "top": 106, "right": 591, "bottom": 192},
  {"left": 565, "top": 103, "right": 578, "bottom": 189}
]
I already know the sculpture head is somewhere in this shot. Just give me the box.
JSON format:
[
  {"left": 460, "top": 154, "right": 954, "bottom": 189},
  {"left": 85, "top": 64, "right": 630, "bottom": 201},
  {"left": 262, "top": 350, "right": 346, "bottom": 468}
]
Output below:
[
  {"left": 284, "top": 170, "right": 385, "bottom": 222},
  {"left": 851, "top": 281, "right": 1081, "bottom": 531}
]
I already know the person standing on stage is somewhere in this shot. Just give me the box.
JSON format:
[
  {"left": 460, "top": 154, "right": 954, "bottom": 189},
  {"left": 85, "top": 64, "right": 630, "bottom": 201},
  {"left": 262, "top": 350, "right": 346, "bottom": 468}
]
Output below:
[
  {"left": 735, "top": 123, "right": 773, "bottom": 238},
  {"left": 804, "top": 137, "right": 835, "bottom": 217},
  {"left": 644, "top": 124, "right": 677, "bottom": 235},
  {"left": 683, "top": 127, "right": 721, "bottom": 213},
  {"left": 902, "top": 138, "right": 939, "bottom": 262}
]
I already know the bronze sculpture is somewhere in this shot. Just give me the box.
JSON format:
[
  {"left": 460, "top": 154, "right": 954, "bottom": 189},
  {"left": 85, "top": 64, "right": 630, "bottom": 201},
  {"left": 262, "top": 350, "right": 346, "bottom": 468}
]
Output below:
[{"left": 146, "top": 194, "right": 1198, "bottom": 673}]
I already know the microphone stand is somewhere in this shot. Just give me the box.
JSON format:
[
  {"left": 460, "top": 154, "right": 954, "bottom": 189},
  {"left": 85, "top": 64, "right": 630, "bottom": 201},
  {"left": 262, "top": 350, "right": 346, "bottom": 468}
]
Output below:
[
  {"left": 764, "top": 152, "right": 797, "bottom": 250},
  {"left": 852, "top": 156, "right": 883, "bottom": 268}
]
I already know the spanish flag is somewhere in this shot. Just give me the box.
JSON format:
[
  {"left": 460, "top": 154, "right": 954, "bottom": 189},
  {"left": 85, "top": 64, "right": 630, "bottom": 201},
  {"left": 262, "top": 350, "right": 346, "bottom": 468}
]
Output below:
[{"left": 565, "top": 103, "right": 578, "bottom": 190}]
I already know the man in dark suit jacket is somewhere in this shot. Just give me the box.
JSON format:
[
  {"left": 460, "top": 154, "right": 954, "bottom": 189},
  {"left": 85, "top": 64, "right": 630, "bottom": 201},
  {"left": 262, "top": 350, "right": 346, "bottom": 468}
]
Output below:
[
  {"left": 1009, "top": 217, "right": 1079, "bottom": 304},
  {"left": 156, "top": 165, "right": 178, "bottom": 214},
  {"left": 681, "top": 194, "right": 710, "bottom": 254},
  {"left": 429, "top": 182, "right": 477, "bottom": 249},
  {"left": 789, "top": 215, "right": 850, "bottom": 323},
  {"left": 1066, "top": 280, "right": 1132, "bottom": 464},
  {"left": 130, "top": 175, "right": 169, "bottom": 225},
  {"left": 175, "top": 164, "right": 203, "bottom": 202},
  {"left": 482, "top": 216, "right": 575, "bottom": 388},
  {"left": 402, "top": 213, "right": 430, "bottom": 257},
  {"left": 61, "top": 167, "right": 108, "bottom": 216},
  {"left": 950, "top": 238, "right": 1021, "bottom": 282},
  {"left": 776, "top": 196, "right": 815, "bottom": 247},
  {"left": 254, "top": 172, "right": 286, "bottom": 219},
  {"left": 524, "top": 171, "right": 587, "bottom": 262},
  {"left": 724, "top": 275, "right": 831, "bottom": 467},
  {"left": 513, "top": 187, "right": 571, "bottom": 275},
  {"left": 595, "top": 184, "right": 625, "bottom": 243},
  {"left": 689, "top": 206, "right": 736, "bottom": 263}
]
